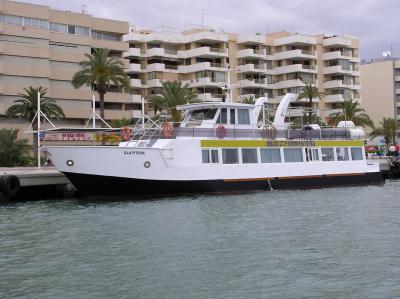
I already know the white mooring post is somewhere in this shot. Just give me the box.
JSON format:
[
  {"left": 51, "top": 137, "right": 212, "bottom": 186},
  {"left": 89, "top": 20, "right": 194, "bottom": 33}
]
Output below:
[
  {"left": 141, "top": 95, "right": 145, "bottom": 128},
  {"left": 37, "top": 91, "right": 41, "bottom": 168},
  {"left": 92, "top": 94, "right": 96, "bottom": 129}
]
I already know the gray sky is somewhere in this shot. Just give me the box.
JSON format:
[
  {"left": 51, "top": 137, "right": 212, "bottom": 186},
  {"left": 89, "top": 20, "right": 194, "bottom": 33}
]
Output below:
[{"left": 19, "top": 0, "right": 400, "bottom": 59}]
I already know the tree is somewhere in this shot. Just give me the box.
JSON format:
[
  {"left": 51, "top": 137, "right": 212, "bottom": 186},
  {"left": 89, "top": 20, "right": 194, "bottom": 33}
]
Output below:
[
  {"left": 110, "top": 118, "right": 134, "bottom": 128},
  {"left": 328, "top": 99, "right": 373, "bottom": 128},
  {"left": 240, "top": 95, "right": 256, "bottom": 105},
  {"left": 6, "top": 86, "right": 64, "bottom": 159},
  {"left": 296, "top": 84, "right": 324, "bottom": 124},
  {"left": 369, "top": 117, "right": 398, "bottom": 146},
  {"left": 147, "top": 81, "right": 199, "bottom": 122},
  {"left": 291, "top": 113, "right": 326, "bottom": 127},
  {"left": 0, "top": 129, "right": 30, "bottom": 167},
  {"left": 72, "top": 48, "right": 130, "bottom": 125}
]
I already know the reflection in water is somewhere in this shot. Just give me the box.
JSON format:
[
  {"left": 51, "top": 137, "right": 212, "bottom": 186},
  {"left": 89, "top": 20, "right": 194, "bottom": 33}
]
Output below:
[{"left": 1, "top": 181, "right": 400, "bottom": 298}]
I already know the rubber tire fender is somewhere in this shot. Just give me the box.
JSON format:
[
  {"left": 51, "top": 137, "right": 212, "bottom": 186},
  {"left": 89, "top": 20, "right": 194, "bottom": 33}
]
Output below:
[{"left": 0, "top": 175, "right": 21, "bottom": 199}]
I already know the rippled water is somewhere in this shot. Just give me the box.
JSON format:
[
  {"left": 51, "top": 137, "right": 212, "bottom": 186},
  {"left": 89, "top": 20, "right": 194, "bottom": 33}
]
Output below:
[{"left": 1, "top": 180, "right": 400, "bottom": 298}]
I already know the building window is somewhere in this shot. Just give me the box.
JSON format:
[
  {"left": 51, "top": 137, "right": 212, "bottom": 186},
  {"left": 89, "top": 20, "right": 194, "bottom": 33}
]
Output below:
[
  {"left": 350, "top": 147, "right": 363, "bottom": 161},
  {"left": 283, "top": 148, "right": 303, "bottom": 162},
  {"left": 222, "top": 149, "right": 239, "bottom": 164},
  {"left": 321, "top": 148, "right": 335, "bottom": 161},
  {"left": 336, "top": 147, "right": 349, "bottom": 161},
  {"left": 241, "top": 148, "right": 258, "bottom": 164},
  {"left": 260, "top": 148, "right": 281, "bottom": 163},
  {"left": 92, "top": 30, "right": 120, "bottom": 41}
]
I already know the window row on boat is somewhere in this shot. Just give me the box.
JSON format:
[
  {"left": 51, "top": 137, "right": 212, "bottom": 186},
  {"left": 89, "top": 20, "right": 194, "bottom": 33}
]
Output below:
[{"left": 201, "top": 147, "right": 364, "bottom": 165}]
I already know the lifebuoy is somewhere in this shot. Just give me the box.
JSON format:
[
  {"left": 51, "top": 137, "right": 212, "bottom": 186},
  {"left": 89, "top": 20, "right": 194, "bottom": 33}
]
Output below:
[
  {"left": 162, "top": 122, "right": 174, "bottom": 138},
  {"left": 121, "top": 126, "right": 132, "bottom": 141},
  {"left": 216, "top": 125, "right": 227, "bottom": 139},
  {"left": 0, "top": 175, "right": 21, "bottom": 199}
]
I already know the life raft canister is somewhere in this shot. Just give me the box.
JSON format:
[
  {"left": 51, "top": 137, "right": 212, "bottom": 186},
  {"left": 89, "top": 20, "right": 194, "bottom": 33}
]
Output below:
[
  {"left": 216, "top": 125, "right": 227, "bottom": 139},
  {"left": 121, "top": 126, "right": 132, "bottom": 141},
  {"left": 162, "top": 122, "right": 174, "bottom": 138}
]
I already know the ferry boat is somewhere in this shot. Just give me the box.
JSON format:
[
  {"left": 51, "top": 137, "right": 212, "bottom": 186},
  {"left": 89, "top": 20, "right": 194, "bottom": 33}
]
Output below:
[{"left": 43, "top": 94, "right": 384, "bottom": 196}]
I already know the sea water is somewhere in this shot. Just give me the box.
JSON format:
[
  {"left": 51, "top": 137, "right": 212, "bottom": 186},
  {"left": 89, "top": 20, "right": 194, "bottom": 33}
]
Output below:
[{"left": 1, "top": 180, "right": 400, "bottom": 298}]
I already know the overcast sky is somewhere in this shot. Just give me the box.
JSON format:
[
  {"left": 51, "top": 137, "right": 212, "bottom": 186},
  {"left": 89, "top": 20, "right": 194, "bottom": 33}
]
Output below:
[{"left": 19, "top": 0, "right": 400, "bottom": 59}]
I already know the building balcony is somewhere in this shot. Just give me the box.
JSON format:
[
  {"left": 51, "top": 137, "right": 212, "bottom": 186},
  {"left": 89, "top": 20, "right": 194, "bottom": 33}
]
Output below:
[
  {"left": 182, "top": 77, "right": 224, "bottom": 88},
  {"left": 130, "top": 79, "right": 143, "bottom": 88},
  {"left": 323, "top": 80, "right": 354, "bottom": 89},
  {"left": 238, "top": 79, "right": 269, "bottom": 89},
  {"left": 146, "top": 63, "right": 166, "bottom": 72},
  {"left": 273, "top": 49, "right": 316, "bottom": 60},
  {"left": 274, "top": 64, "right": 317, "bottom": 75},
  {"left": 123, "top": 32, "right": 143, "bottom": 42},
  {"left": 198, "top": 93, "right": 224, "bottom": 102},
  {"left": 395, "top": 88, "right": 400, "bottom": 94},
  {"left": 177, "top": 62, "right": 228, "bottom": 73},
  {"left": 325, "top": 94, "right": 346, "bottom": 103},
  {"left": 323, "top": 36, "right": 352, "bottom": 47},
  {"left": 236, "top": 48, "right": 267, "bottom": 59},
  {"left": 273, "top": 34, "right": 316, "bottom": 46},
  {"left": 274, "top": 79, "right": 306, "bottom": 89},
  {"left": 123, "top": 48, "right": 141, "bottom": 58},
  {"left": 145, "top": 79, "right": 163, "bottom": 88},
  {"left": 127, "top": 63, "right": 143, "bottom": 73},
  {"left": 237, "top": 63, "right": 267, "bottom": 73},
  {"left": 132, "top": 94, "right": 143, "bottom": 103},
  {"left": 177, "top": 46, "right": 228, "bottom": 58},
  {"left": 394, "top": 75, "right": 400, "bottom": 82},
  {"left": 239, "top": 93, "right": 268, "bottom": 101},
  {"left": 322, "top": 51, "right": 354, "bottom": 60},
  {"left": 237, "top": 34, "right": 266, "bottom": 44},
  {"left": 323, "top": 65, "right": 359, "bottom": 76},
  {"left": 145, "top": 47, "right": 178, "bottom": 58}
]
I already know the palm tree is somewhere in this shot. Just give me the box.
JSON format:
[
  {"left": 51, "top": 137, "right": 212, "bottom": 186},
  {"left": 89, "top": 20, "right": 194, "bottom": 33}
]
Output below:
[
  {"left": 6, "top": 86, "right": 64, "bottom": 159},
  {"left": 147, "top": 81, "right": 199, "bottom": 122},
  {"left": 110, "top": 118, "right": 134, "bottom": 128},
  {"left": 240, "top": 95, "right": 256, "bottom": 105},
  {"left": 369, "top": 117, "right": 398, "bottom": 146},
  {"left": 328, "top": 99, "right": 373, "bottom": 128},
  {"left": 291, "top": 113, "right": 326, "bottom": 128},
  {"left": 296, "top": 84, "right": 324, "bottom": 124},
  {"left": 72, "top": 48, "right": 130, "bottom": 125},
  {"left": 0, "top": 129, "right": 30, "bottom": 167}
]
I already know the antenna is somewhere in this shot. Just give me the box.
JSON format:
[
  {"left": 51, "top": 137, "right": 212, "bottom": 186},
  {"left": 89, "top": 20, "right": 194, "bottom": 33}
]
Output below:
[
  {"left": 81, "top": 3, "right": 87, "bottom": 14},
  {"left": 201, "top": 8, "right": 206, "bottom": 29}
]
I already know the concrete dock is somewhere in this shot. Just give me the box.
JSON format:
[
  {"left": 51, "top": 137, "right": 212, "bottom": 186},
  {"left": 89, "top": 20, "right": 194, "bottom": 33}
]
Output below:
[{"left": 0, "top": 167, "right": 75, "bottom": 199}]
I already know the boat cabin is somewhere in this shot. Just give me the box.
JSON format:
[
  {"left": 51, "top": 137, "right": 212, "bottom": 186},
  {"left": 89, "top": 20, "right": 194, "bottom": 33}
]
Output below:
[{"left": 177, "top": 101, "right": 264, "bottom": 129}]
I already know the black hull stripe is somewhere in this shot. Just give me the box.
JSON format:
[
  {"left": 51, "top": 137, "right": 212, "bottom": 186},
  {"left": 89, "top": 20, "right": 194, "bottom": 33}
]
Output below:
[{"left": 63, "top": 172, "right": 385, "bottom": 197}]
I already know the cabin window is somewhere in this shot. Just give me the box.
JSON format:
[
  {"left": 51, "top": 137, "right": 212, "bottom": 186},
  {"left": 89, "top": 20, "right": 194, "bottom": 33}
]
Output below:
[
  {"left": 350, "top": 147, "right": 363, "bottom": 160},
  {"left": 189, "top": 109, "right": 217, "bottom": 121},
  {"left": 217, "top": 108, "right": 227, "bottom": 124},
  {"left": 222, "top": 149, "right": 239, "bottom": 164},
  {"left": 202, "top": 149, "right": 219, "bottom": 163},
  {"left": 238, "top": 109, "right": 250, "bottom": 124},
  {"left": 305, "top": 148, "right": 319, "bottom": 161},
  {"left": 260, "top": 148, "right": 281, "bottom": 163},
  {"left": 336, "top": 147, "right": 349, "bottom": 161},
  {"left": 230, "top": 109, "right": 236, "bottom": 124},
  {"left": 283, "top": 148, "right": 303, "bottom": 162},
  {"left": 241, "top": 148, "right": 258, "bottom": 163},
  {"left": 321, "top": 148, "right": 335, "bottom": 161}
]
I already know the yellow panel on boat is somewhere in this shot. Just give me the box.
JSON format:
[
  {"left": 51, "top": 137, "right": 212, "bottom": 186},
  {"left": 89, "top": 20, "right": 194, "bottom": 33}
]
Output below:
[
  {"left": 201, "top": 140, "right": 267, "bottom": 148},
  {"left": 201, "top": 139, "right": 365, "bottom": 148},
  {"left": 314, "top": 140, "right": 364, "bottom": 147}
]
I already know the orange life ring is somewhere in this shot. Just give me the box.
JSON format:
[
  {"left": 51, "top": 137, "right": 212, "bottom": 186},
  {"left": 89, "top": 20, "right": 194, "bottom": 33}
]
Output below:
[
  {"left": 216, "top": 125, "right": 227, "bottom": 139},
  {"left": 121, "top": 126, "right": 132, "bottom": 141},
  {"left": 162, "top": 122, "right": 174, "bottom": 138}
]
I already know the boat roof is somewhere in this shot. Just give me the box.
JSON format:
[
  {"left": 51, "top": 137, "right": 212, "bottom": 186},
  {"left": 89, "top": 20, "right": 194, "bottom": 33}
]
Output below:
[{"left": 176, "top": 101, "right": 254, "bottom": 111}]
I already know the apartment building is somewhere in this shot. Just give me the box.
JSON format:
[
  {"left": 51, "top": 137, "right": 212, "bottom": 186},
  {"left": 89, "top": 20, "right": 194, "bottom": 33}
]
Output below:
[
  {"left": 360, "top": 58, "right": 400, "bottom": 134},
  {"left": 123, "top": 28, "right": 360, "bottom": 121},
  {"left": 0, "top": 0, "right": 138, "bottom": 141}
]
